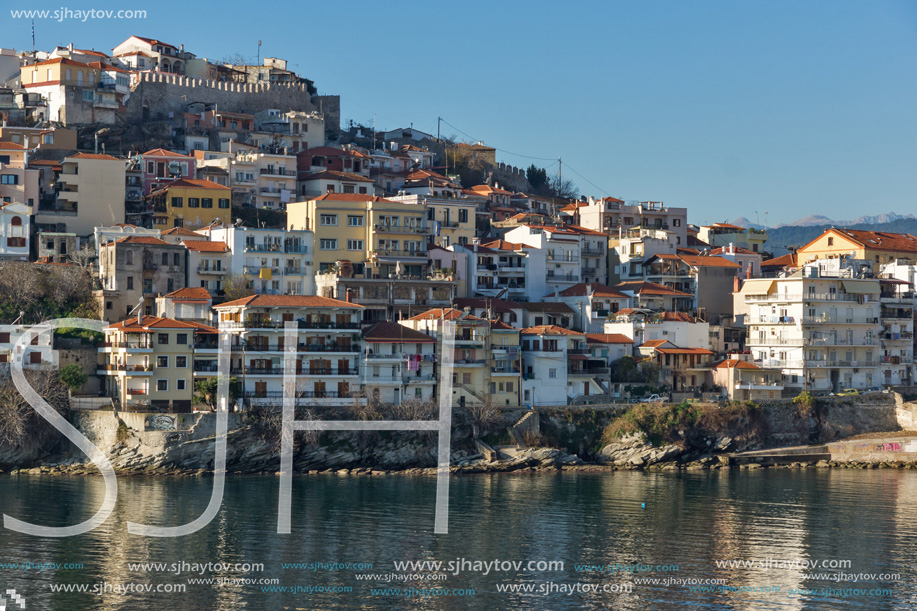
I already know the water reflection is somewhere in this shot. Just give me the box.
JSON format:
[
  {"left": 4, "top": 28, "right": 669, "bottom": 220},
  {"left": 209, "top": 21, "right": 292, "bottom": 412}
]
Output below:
[{"left": 0, "top": 470, "right": 913, "bottom": 610}]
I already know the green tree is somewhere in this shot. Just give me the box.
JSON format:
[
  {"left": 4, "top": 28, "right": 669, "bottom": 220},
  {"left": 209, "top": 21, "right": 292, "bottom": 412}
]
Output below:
[
  {"left": 58, "top": 364, "right": 88, "bottom": 392},
  {"left": 193, "top": 377, "right": 241, "bottom": 410},
  {"left": 526, "top": 165, "right": 548, "bottom": 190}
]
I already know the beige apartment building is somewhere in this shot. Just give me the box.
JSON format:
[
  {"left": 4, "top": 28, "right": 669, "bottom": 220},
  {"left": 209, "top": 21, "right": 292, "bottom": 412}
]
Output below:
[{"left": 35, "top": 153, "right": 125, "bottom": 237}]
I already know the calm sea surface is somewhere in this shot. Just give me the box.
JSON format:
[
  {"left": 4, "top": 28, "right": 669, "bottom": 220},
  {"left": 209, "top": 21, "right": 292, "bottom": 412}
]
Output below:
[{"left": 0, "top": 470, "right": 915, "bottom": 610}]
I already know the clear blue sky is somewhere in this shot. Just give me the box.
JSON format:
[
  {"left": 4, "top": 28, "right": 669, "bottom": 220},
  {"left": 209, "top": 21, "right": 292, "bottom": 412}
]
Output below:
[{"left": 4, "top": 0, "right": 917, "bottom": 226}]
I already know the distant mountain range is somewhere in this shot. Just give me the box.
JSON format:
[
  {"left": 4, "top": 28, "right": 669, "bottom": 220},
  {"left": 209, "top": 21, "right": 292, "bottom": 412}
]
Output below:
[
  {"left": 730, "top": 212, "right": 917, "bottom": 230},
  {"left": 723, "top": 212, "right": 917, "bottom": 255}
]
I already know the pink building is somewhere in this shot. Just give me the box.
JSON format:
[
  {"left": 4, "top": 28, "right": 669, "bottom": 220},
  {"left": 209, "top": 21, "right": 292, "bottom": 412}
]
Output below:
[{"left": 140, "top": 148, "right": 195, "bottom": 195}]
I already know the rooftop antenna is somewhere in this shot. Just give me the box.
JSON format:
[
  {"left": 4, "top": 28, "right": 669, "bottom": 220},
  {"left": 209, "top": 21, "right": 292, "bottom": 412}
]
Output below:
[
  {"left": 128, "top": 298, "right": 144, "bottom": 324},
  {"left": 12, "top": 311, "right": 25, "bottom": 326}
]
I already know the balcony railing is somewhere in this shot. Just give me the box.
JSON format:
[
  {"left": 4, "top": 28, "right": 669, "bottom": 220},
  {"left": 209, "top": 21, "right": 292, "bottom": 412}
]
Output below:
[
  {"left": 244, "top": 244, "right": 282, "bottom": 253},
  {"left": 100, "top": 341, "right": 152, "bottom": 349},
  {"left": 581, "top": 247, "right": 603, "bottom": 255},
  {"left": 97, "top": 364, "right": 152, "bottom": 372},
  {"left": 233, "top": 343, "right": 359, "bottom": 353},
  {"left": 373, "top": 223, "right": 429, "bottom": 234},
  {"left": 234, "top": 366, "right": 358, "bottom": 375},
  {"left": 237, "top": 319, "right": 361, "bottom": 330},
  {"left": 259, "top": 168, "right": 295, "bottom": 176},
  {"left": 197, "top": 265, "right": 226, "bottom": 275},
  {"left": 243, "top": 390, "right": 350, "bottom": 400},
  {"left": 371, "top": 249, "right": 428, "bottom": 258}
]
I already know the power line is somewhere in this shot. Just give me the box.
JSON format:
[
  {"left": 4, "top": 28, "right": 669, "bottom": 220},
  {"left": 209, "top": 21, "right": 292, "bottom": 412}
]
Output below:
[
  {"left": 438, "top": 119, "right": 557, "bottom": 162},
  {"left": 561, "top": 161, "right": 613, "bottom": 197}
]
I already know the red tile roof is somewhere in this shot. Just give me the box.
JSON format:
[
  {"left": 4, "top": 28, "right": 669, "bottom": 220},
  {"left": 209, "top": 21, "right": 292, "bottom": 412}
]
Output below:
[
  {"left": 106, "top": 316, "right": 216, "bottom": 332},
  {"left": 640, "top": 339, "right": 671, "bottom": 348},
  {"left": 0, "top": 142, "right": 25, "bottom": 150},
  {"left": 674, "top": 254, "right": 742, "bottom": 268},
  {"left": 109, "top": 236, "right": 171, "bottom": 246},
  {"left": 142, "top": 148, "right": 190, "bottom": 158},
  {"left": 299, "top": 170, "right": 374, "bottom": 182},
  {"left": 709, "top": 222, "right": 746, "bottom": 230},
  {"left": 69, "top": 153, "right": 120, "bottom": 161},
  {"left": 804, "top": 228, "right": 917, "bottom": 254},
  {"left": 716, "top": 359, "right": 762, "bottom": 370},
  {"left": 762, "top": 253, "right": 798, "bottom": 268},
  {"left": 215, "top": 295, "right": 363, "bottom": 309},
  {"left": 29, "top": 57, "right": 93, "bottom": 68},
  {"left": 182, "top": 240, "right": 228, "bottom": 252},
  {"left": 162, "top": 178, "right": 230, "bottom": 190},
  {"left": 520, "top": 325, "right": 584, "bottom": 336},
  {"left": 307, "top": 193, "right": 390, "bottom": 202},
  {"left": 163, "top": 287, "right": 212, "bottom": 302},
  {"left": 479, "top": 239, "right": 526, "bottom": 252},
  {"left": 363, "top": 321, "right": 436, "bottom": 343},
  {"left": 614, "top": 281, "right": 693, "bottom": 297},
  {"left": 554, "top": 283, "right": 630, "bottom": 299},
  {"left": 655, "top": 347, "right": 714, "bottom": 355},
  {"left": 406, "top": 308, "right": 483, "bottom": 322},
  {"left": 161, "top": 227, "right": 202, "bottom": 236},
  {"left": 586, "top": 333, "right": 634, "bottom": 344},
  {"left": 710, "top": 246, "right": 758, "bottom": 255}
]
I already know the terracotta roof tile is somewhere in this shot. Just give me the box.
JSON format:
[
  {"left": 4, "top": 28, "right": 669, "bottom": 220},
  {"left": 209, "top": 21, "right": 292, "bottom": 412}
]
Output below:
[
  {"left": 163, "top": 287, "right": 212, "bottom": 301},
  {"left": 182, "top": 240, "right": 228, "bottom": 252},
  {"left": 69, "top": 153, "right": 120, "bottom": 161},
  {"left": 142, "top": 148, "right": 190, "bottom": 157},
  {"left": 520, "top": 325, "right": 584, "bottom": 336},
  {"left": 215, "top": 295, "right": 363, "bottom": 309},
  {"left": 586, "top": 333, "right": 634, "bottom": 344},
  {"left": 363, "top": 321, "right": 436, "bottom": 343}
]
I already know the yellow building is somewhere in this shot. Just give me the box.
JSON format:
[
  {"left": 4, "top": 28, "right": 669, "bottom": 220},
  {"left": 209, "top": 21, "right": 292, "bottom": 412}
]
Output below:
[
  {"left": 20, "top": 57, "right": 101, "bottom": 87},
  {"left": 98, "top": 315, "right": 218, "bottom": 412},
  {"left": 148, "top": 178, "right": 231, "bottom": 230},
  {"left": 387, "top": 194, "right": 477, "bottom": 249},
  {"left": 286, "top": 193, "right": 432, "bottom": 276},
  {"left": 489, "top": 320, "right": 521, "bottom": 407},
  {"left": 797, "top": 228, "right": 917, "bottom": 267}
]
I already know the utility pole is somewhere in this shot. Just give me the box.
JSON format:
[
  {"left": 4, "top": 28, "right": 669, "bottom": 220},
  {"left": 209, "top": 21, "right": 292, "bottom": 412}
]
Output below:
[{"left": 437, "top": 116, "right": 441, "bottom": 141}]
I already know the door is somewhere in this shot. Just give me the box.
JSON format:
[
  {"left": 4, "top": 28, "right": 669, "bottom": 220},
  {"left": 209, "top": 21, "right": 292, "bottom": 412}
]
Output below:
[
  {"left": 29, "top": 352, "right": 41, "bottom": 364},
  {"left": 338, "top": 359, "right": 349, "bottom": 375},
  {"left": 338, "top": 381, "right": 349, "bottom": 397},
  {"left": 392, "top": 388, "right": 400, "bottom": 405},
  {"left": 254, "top": 382, "right": 267, "bottom": 398},
  {"left": 314, "top": 381, "right": 326, "bottom": 398},
  {"left": 583, "top": 382, "right": 589, "bottom": 396}
]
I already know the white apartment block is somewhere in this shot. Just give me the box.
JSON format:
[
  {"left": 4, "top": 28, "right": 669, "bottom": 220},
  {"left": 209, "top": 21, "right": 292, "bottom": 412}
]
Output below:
[
  {"left": 504, "top": 225, "right": 583, "bottom": 296},
  {"left": 206, "top": 225, "right": 314, "bottom": 296},
  {"left": 740, "top": 260, "right": 913, "bottom": 394}
]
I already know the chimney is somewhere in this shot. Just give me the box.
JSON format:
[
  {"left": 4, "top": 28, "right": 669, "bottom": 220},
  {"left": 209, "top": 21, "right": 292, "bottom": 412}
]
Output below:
[
  {"left": 345, "top": 289, "right": 354, "bottom": 303},
  {"left": 733, "top": 275, "right": 740, "bottom": 293}
]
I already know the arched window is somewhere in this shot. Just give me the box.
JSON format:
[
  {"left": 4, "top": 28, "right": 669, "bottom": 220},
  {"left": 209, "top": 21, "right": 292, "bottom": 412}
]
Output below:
[{"left": 10, "top": 216, "right": 21, "bottom": 226}]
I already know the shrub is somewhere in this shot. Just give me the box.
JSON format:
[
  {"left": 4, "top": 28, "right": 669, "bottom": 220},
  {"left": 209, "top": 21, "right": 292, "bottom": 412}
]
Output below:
[{"left": 58, "top": 364, "right": 88, "bottom": 392}]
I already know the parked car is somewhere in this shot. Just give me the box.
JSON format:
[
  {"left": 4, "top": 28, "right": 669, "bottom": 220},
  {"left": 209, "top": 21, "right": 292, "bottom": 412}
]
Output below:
[
  {"left": 837, "top": 388, "right": 859, "bottom": 397},
  {"left": 644, "top": 394, "right": 668, "bottom": 403}
]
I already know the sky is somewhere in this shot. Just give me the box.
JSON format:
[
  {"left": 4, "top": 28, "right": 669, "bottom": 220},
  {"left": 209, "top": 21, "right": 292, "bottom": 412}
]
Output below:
[{"left": 3, "top": 0, "right": 917, "bottom": 226}]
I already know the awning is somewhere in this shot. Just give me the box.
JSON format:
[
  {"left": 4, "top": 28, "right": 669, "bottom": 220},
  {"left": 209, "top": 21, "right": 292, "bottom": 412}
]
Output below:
[
  {"left": 737, "top": 279, "right": 774, "bottom": 295},
  {"left": 842, "top": 281, "right": 879, "bottom": 294},
  {"left": 569, "top": 354, "right": 588, "bottom": 360}
]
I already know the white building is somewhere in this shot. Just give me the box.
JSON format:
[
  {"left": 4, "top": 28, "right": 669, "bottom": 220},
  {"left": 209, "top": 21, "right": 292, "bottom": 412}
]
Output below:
[
  {"left": 605, "top": 310, "right": 710, "bottom": 352},
  {"left": 206, "top": 224, "right": 314, "bottom": 296},
  {"left": 362, "top": 321, "right": 437, "bottom": 405},
  {"left": 520, "top": 325, "right": 585, "bottom": 406},
  {"left": 739, "top": 259, "right": 910, "bottom": 393},
  {"left": 503, "top": 224, "right": 583, "bottom": 295},
  {"left": 0, "top": 202, "right": 30, "bottom": 261},
  {"left": 0, "top": 323, "right": 58, "bottom": 369},
  {"left": 544, "top": 283, "right": 631, "bottom": 333},
  {"left": 213, "top": 295, "right": 364, "bottom": 408},
  {"left": 183, "top": 240, "right": 231, "bottom": 295}
]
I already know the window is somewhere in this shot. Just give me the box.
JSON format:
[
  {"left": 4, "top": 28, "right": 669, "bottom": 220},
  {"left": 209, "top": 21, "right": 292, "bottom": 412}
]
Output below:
[
  {"left": 320, "top": 214, "right": 337, "bottom": 226},
  {"left": 347, "top": 215, "right": 364, "bottom": 227},
  {"left": 343, "top": 185, "right": 355, "bottom": 194},
  {"left": 171, "top": 196, "right": 183, "bottom": 208},
  {"left": 673, "top": 219, "right": 681, "bottom": 227},
  {"left": 158, "top": 333, "right": 169, "bottom": 345},
  {"left": 106, "top": 301, "right": 112, "bottom": 310},
  {"left": 219, "top": 198, "right": 230, "bottom": 209},
  {"left": 157, "top": 356, "right": 169, "bottom": 368},
  {"left": 462, "top": 373, "right": 471, "bottom": 384},
  {"left": 506, "top": 382, "right": 514, "bottom": 393},
  {"left": 828, "top": 237, "right": 834, "bottom": 246},
  {"left": 176, "top": 334, "right": 187, "bottom": 345},
  {"left": 347, "top": 239, "right": 364, "bottom": 251},
  {"left": 459, "top": 209, "right": 468, "bottom": 223},
  {"left": 177, "top": 379, "right": 186, "bottom": 391},
  {"left": 176, "top": 356, "right": 187, "bottom": 368},
  {"left": 174, "top": 253, "right": 180, "bottom": 266},
  {"left": 162, "top": 253, "right": 169, "bottom": 265},
  {"left": 319, "top": 239, "right": 337, "bottom": 250},
  {"left": 0, "top": 175, "right": 18, "bottom": 185},
  {"left": 126, "top": 276, "right": 134, "bottom": 290},
  {"left": 147, "top": 161, "right": 155, "bottom": 174},
  {"left": 188, "top": 198, "right": 200, "bottom": 208},
  {"left": 167, "top": 279, "right": 174, "bottom": 292},
  {"left": 81, "top": 90, "right": 93, "bottom": 101},
  {"left": 202, "top": 198, "right": 213, "bottom": 208},
  {"left": 549, "top": 368, "right": 557, "bottom": 378},
  {"left": 359, "top": 187, "right": 367, "bottom": 194},
  {"left": 157, "top": 380, "right": 168, "bottom": 392}
]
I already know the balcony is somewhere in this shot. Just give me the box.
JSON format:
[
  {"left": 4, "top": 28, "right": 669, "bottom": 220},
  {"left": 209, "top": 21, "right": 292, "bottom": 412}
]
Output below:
[
  {"left": 243, "top": 390, "right": 350, "bottom": 401},
  {"left": 99, "top": 341, "right": 153, "bottom": 352},
  {"left": 883, "top": 332, "right": 914, "bottom": 341},
  {"left": 233, "top": 366, "right": 358, "bottom": 376},
  {"left": 373, "top": 223, "right": 429, "bottom": 234},
  {"left": 284, "top": 244, "right": 309, "bottom": 253},
  {"left": 282, "top": 266, "right": 306, "bottom": 275},
  {"left": 237, "top": 319, "right": 361, "bottom": 330},
  {"left": 243, "top": 265, "right": 280, "bottom": 276},
  {"left": 745, "top": 293, "right": 862, "bottom": 303},
  {"left": 581, "top": 247, "right": 604, "bottom": 256},
  {"left": 244, "top": 244, "right": 283, "bottom": 253},
  {"left": 197, "top": 265, "right": 226, "bottom": 275},
  {"left": 735, "top": 382, "right": 784, "bottom": 390},
  {"left": 547, "top": 254, "right": 579, "bottom": 263},
  {"left": 801, "top": 316, "right": 879, "bottom": 325},
  {"left": 491, "top": 367, "right": 520, "bottom": 375},
  {"left": 567, "top": 348, "right": 591, "bottom": 355},
  {"left": 454, "top": 359, "right": 486, "bottom": 366},
  {"left": 96, "top": 364, "right": 153, "bottom": 375},
  {"left": 233, "top": 343, "right": 360, "bottom": 353},
  {"left": 259, "top": 168, "right": 296, "bottom": 176},
  {"left": 36, "top": 202, "right": 78, "bottom": 216},
  {"left": 546, "top": 272, "right": 578, "bottom": 282},
  {"left": 371, "top": 249, "right": 428, "bottom": 258}
]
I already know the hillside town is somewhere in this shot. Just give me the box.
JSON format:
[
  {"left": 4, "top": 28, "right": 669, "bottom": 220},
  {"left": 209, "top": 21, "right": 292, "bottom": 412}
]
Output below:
[{"left": 0, "top": 36, "right": 914, "bottom": 413}]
